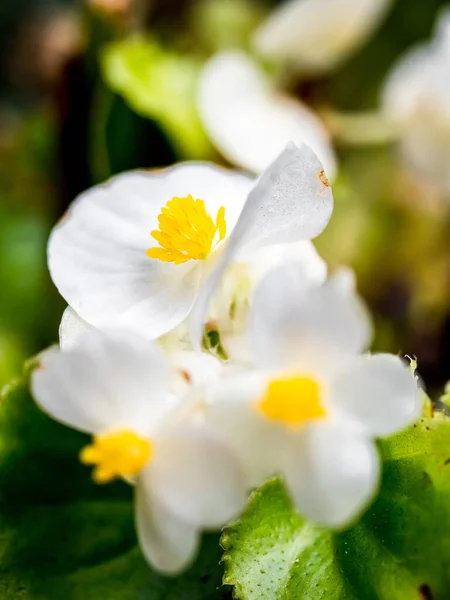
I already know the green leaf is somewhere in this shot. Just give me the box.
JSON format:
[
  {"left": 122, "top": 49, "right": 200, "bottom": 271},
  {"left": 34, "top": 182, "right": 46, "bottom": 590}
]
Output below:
[
  {"left": 222, "top": 413, "right": 450, "bottom": 600},
  {"left": 100, "top": 37, "right": 213, "bottom": 160},
  {"left": 0, "top": 382, "right": 230, "bottom": 599}
]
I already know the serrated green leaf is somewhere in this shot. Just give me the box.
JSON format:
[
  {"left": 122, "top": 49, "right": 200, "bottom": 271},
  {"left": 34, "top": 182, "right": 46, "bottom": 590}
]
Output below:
[
  {"left": 100, "top": 37, "right": 213, "bottom": 159},
  {"left": 222, "top": 414, "right": 450, "bottom": 600},
  {"left": 0, "top": 382, "right": 230, "bottom": 599}
]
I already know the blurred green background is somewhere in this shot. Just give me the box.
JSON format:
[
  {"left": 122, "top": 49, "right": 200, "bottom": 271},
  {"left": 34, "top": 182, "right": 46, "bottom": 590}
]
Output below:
[{"left": 1, "top": 0, "right": 450, "bottom": 395}]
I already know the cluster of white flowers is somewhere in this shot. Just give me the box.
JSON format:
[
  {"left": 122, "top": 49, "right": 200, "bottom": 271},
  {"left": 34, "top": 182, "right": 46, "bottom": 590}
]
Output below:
[{"left": 31, "top": 143, "right": 420, "bottom": 574}]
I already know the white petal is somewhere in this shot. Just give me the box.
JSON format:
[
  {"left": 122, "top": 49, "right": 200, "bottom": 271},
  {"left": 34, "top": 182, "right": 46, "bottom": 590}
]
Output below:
[
  {"left": 136, "top": 477, "right": 199, "bottom": 574},
  {"left": 382, "top": 10, "right": 450, "bottom": 193},
  {"left": 198, "top": 51, "right": 337, "bottom": 177},
  {"left": 49, "top": 166, "right": 253, "bottom": 340},
  {"left": 250, "top": 263, "right": 372, "bottom": 372},
  {"left": 149, "top": 426, "right": 247, "bottom": 529},
  {"left": 31, "top": 329, "right": 170, "bottom": 436},
  {"left": 190, "top": 142, "right": 333, "bottom": 347},
  {"left": 205, "top": 371, "right": 287, "bottom": 487},
  {"left": 211, "top": 241, "right": 327, "bottom": 362},
  {"left": 169, "top": 350, "right": 224, "bottom": 401},
  {"left": 329, "top": 354, "right": 421, "bottom": 437},
  {"left": 283, "top": 422, "right": 380, "bottom": 527},
  {"left": 59, "top": 307, "right": 94, "bottom": 351},
  {"left": 254, "top": 0, "right": 393, "bottom": 73}
]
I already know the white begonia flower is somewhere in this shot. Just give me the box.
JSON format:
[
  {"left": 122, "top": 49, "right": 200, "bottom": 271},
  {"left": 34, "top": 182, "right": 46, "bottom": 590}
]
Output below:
[
  {"left": 48, "top": 143, "right": 333, "bottom": 344},
  {"left": 197, "top": 51, "right": 337, "bottom": 177},
  {"left": 206, "top": 264, "right": 421, "bottom": 528},
  {"left": 382, "top": 9, "right": 450, "bottom": 194},
  {"left": 59, "top": 237, "right": 326, "bottom": 366},
  {"left": 253, "top": 0, "right": 393, "bottom": 74},
  {"left": 31, "top": 328, "right": 246, "bottom": 574}
]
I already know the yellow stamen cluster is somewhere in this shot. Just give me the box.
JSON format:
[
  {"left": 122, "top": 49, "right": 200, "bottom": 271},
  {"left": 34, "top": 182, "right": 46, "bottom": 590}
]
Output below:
[
  {"left": 147, "top": 195, "right": 227, "bottom": 264},
  {"left": 80, "top": 430, "right": 152, "bottom": 484},
  {"left": 259, "top": 375, "right": 326, "bottom": 426}
]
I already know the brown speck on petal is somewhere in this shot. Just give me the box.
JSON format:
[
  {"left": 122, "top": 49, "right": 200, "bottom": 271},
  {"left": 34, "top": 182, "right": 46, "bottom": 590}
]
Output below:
[
  {"left": 179, "top": 369, "right": 192, "bottom": 383},
  {"left": 318, "top": 169, "right": 330, "bottom": 187}
]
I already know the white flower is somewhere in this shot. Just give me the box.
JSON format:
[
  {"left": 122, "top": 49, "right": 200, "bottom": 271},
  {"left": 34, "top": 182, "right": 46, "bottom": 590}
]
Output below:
[
  {"left": 253, "top": 0, "right": 393, "bottom": 74},
  {"left": 31, "top": 328, "right": 246, "bottom": 574},
  {"left": 197, "top": 51, "right": 337, "bottom": 177},
  {"left": 205, "top": 264, "right": 421, "bottom": 527},
  {"left": 48, "top": 143, "right": 333, "bottom": 344},
  {"left": 59, "top": 237, "right": 326, "bottom": 365},
  {"left": 382, "top": 9, "right": 450, "bottom": 194}
]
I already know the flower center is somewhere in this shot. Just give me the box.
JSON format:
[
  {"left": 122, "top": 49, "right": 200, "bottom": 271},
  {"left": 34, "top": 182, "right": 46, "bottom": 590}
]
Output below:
[
  {"left": 80, "top": 430, "right": 152, "bottom": 484},
  {"left": 258, "top": 375, "right": 326, "bottom": 426},
  {"left": 146, "top": 195, "right": 227, "bottom": 264}
]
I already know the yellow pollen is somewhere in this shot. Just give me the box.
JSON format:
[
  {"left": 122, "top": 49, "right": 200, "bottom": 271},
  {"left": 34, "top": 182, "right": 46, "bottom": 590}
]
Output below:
[
  {"left": 79, "top": 430, "right": 152, "bottom": 484},
  {"left": 146, "top": 195, "right": 227, "bottom": 264},
  {"left": 258, "top": 375, "right": 326, "bottom": 426}
]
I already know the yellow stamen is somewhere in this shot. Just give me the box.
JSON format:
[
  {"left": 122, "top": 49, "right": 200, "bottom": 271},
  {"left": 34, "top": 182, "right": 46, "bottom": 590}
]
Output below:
[
  {"left": 80, "top": 430, "right": 152, "bottom": 484},
  {"left": 258, "top": 375, "right": 326, "bottom": 426},
  {"left": 146, "top": 195, "right": 227, "bottom": 264}
]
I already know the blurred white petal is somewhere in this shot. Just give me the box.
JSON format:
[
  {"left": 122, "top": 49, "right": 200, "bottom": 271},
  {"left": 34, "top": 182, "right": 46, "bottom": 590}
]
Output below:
[
  {"left": 250, "top": 263, "right": 372, "bottom": 372},
  {"left": 283, "top": 422, "right": 380, "bottom": 527},
  {"left": 136, "top": 478, "right": 200, "bottom": 575},
  {"left": 329, "top": 354, "right": 421, "bottom": 437},
  {"left": 206, "top": 370, "right": 286, "bottom": 486},
  {"left": 149, "top": 426, "right": 247, "bottom": 528},
  {"left": 382, "top": 8, "right": 450, "bottom": 194},
  {"left": 254, "top": 0, "right": 393, "bottom": 73},
  {"left": 31, "top": 329, "right": 170, "bottom": 437},
  {"left": 211, "top": 241, "right": 327, "bottom": 362},
  {"left": 198, "top": 51, "right": 336, "bottom": 177}
]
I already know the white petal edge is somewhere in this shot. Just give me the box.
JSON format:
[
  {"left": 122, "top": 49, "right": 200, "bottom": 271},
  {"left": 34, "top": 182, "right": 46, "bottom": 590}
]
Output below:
[
  {"left": 254, "top": 0, "right": 394, "bottom": 73},
  {"left": 149, "top": 425, "right": 248, "bottom": 529},
  {"left": 198, "top": 51, "right": 337, "bottom": 177},
  {"left": 249, "top": 263, "right": 372, "bottom": 373},
  {"left": 329, "top": 353, "right": 421, "bottom": 437},
  {"left": 136, "top": 476, "right": 200, "bottom": 574},
  {"left": 190, "top": 142, "right": 334, "bottom": 348},
  {"left": 205, "top": 371, "right": 288, "bottom": 488},
  {"left": 31, "top": 329, "right": 170, "bottom": 437},
  {"left": 59, "top": 306, "right": 94, "bottom": 351},
  {"left": 283, "top": 422, "right": 380, "bottom": 528}
]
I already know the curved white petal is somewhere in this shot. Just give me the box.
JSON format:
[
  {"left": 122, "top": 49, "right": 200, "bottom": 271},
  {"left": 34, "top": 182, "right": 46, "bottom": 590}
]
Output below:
[
  {"left": 59, "top": 307, "right": 94, "bottom": 351},
  {"left": 283, "top": 422, "right": 380, "bottom": 527},
  {"left": 382, "top": 9, "right": 450, "bottom": 193},
  {"left": 136, "top": 477, "right": 200, "bottom": 574},
  {"left": 198, "top": 51, "right": 336, "bottom": 177},
  {"left": 49, "top": 166, "right": 253, "bottom": 340},
  {"left": 254, "top": 0, "right": 393, "bottom": 74},
  {"left": 190, "top": 142, "right": 334, "bottom": 347},
  {"left": 149, "top": 426, "right": 248, "bottom": 529},
  {"left": 211, "top": 241, "right": 327, "bottom": 362},
  {"left": 205, "top": 371, "right": 287, "bottom": 487},
  {"left": 31, "top": 329, "right": 170, "bottom": 436},
  {"left": 329, "top": 354, "right": 421, "bottom": 437},
  {"left": 250, "top": 263, "right": 372, "bottom": 372}
]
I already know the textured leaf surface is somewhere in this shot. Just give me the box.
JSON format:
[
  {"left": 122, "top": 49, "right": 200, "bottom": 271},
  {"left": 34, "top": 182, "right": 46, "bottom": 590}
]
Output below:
[
  {"left": 0, "top": 382, "right": 229, "bottom": 599},
  {"left": 222, "top": 413, "right": 450, "bottom": 600}
]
